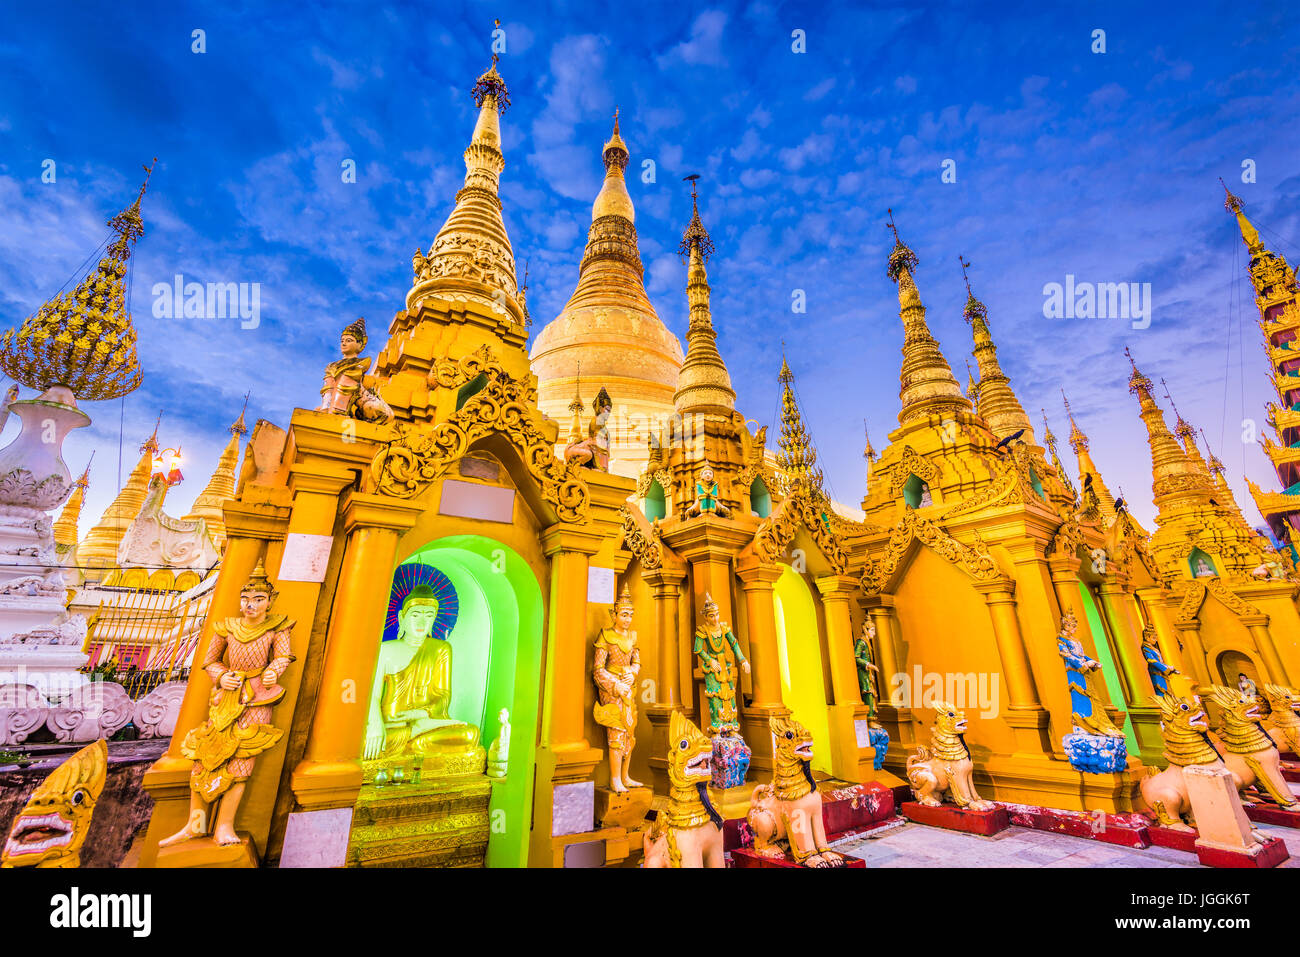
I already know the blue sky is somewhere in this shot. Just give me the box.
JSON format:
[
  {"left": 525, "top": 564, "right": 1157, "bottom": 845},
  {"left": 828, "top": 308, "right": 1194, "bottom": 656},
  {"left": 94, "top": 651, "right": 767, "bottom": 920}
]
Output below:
[{"left": 0, "top": 0, "right": 1297, "bottom": 534}]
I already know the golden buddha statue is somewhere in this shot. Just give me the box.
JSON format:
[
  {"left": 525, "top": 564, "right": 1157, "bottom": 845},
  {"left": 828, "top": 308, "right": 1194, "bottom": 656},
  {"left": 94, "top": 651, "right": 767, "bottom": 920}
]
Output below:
[
  {"left": 363, "top": 584, "right": 485, "bottom": 777},
  {"left": 317, "top": 317, "right": 393, "bottom": 424}
]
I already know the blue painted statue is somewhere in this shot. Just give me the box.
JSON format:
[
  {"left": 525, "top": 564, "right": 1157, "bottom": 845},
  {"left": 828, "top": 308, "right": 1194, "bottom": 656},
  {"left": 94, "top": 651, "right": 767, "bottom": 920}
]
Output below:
[
  {"left": 1140, "top": 626, "right": 1180, "bottom": 696},
  {"left": 1055, "top": 609, "right": 1127, "bottom": 773}
]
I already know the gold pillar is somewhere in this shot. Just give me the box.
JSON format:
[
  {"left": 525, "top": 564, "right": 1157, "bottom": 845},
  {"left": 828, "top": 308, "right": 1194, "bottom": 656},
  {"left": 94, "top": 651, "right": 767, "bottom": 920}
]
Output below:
[
  {"left": 975, "top": 580, "right": 1052, "bottom": 754},
  {"left": 863, "top": 597, "right": 913, "bottom": 755},
  {"left": 290, "top": 491, "right": 421, "bottom": 810},
  {"left": 1243, "top": 615, "right": 1290, "bottom": 686},
  {"left": 644, "top": 566, "right": 687, "bottom": 794},
  {"left": 815, "top": 575, "right": 871, "bottom": 781}
]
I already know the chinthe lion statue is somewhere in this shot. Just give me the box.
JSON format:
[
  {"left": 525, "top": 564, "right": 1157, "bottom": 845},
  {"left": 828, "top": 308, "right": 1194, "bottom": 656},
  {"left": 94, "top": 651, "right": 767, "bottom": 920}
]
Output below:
[
  {"left": 642, "top": 711, "right": 724, "bottom": 868},
  {"left": 746, "top": 713, "right": 844, "bottom": 867},
  {"left": 1208, "top": 685, "right": 1300, "bottom": 810},
  {"left": 906, "top": 702, "right": 995, "bottom": 811},
  {"left": 1139, "top": 694, "right": 1226, "bottom": 830},
  {"left": 1261, "top": 684, "right": 1300, "bottom": 756},
  {"left": 2, "top": 739, "right": 107, "bottom": 868}
]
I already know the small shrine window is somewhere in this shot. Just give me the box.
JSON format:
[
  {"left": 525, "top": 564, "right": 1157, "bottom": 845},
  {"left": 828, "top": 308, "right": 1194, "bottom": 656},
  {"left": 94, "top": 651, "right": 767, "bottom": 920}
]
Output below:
[
  {"left": 903, "top": 474, "right": 930, "bottom": 508},
  {"left": 1188, "top": 547, "right": 1217, "bottom": 578},
  {"left": 456, "top": 373, "right": 488, "bottom": 410},
  {"left": 750, "top": 476, "right": 772, "bottom": 518},
  {"left": 645, "top": 479, "right": 667, "bottom": 521}
]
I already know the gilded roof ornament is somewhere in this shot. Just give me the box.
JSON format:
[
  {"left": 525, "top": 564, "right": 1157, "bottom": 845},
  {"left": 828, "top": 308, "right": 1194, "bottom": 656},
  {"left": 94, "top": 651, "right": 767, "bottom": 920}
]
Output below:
[
  {"left": 959, "top": 255, "right": 987, "bottom": 326},
  {"left": 471, "top": 53, "right": 511, "bottom": 112},
  {"left": 776, "top": 352, "right": 824, "bottom": 493},
  {"left": 0, "top": 160, "right": 154, "bottom": 401},
  {"left": 678, "top": 175, "right": 714, "bottom": 263},
  {"left": 1124, "top": 346, "right": 1153, "bottom": 396},
  {"left": 885, "top": 208, "right": 918, "bottom": 281}
]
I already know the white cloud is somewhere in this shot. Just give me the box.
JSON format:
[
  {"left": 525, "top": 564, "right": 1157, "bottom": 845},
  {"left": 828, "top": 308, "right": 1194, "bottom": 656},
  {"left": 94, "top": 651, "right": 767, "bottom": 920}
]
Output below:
[{"left": 657, "top": 11, "right": 729, "bottom": 69}]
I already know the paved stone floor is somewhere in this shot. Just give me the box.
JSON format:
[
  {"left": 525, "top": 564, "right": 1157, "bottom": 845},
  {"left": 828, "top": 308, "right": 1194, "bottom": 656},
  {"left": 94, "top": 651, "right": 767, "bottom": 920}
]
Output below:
[{"left": 834, "top": 818, "right": 1300, "bottom": 867}]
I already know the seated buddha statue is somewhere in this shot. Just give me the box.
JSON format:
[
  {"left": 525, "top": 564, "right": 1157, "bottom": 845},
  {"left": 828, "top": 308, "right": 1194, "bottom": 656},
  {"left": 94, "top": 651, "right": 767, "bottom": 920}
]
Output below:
[{"left": 363, "top": 585, "right": 483, "bottom": 773}]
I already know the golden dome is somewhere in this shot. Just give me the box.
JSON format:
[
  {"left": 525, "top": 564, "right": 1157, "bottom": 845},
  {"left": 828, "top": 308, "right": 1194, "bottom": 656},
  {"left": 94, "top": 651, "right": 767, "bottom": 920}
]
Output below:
[{"left": 530, "top": 114, "right": 683, "bottom": 476}]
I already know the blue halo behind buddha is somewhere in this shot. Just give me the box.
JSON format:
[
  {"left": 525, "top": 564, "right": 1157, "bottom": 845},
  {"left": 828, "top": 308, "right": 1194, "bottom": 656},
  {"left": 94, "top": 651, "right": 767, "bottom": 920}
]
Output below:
[{"left": 384, "top": 563, "right": 458, "bottom": 642}]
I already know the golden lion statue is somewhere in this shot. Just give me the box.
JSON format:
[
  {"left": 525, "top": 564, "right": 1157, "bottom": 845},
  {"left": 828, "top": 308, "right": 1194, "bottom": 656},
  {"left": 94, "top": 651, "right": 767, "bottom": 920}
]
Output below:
[
  {"left": 642, "top": 711, "right": 724, "bottom": 868},
  {"left": 746, "top": 713, "right": 844, "bottom": 867},
  {"left": 1262, "top": 684, "right": 1300, "bottom": 756},
  {"left": 1208, "top": 685, "right": 1300, "bottom": 810},
  {"left": 1140, "top": 694, "right": 1224, "bottom": 830},
  {"left": 906, "top": 703, "right": 995, "bottom": 810}
]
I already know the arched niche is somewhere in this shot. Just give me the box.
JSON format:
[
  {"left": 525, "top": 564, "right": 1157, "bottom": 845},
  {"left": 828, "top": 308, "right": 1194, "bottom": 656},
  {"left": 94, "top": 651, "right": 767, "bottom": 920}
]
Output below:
[
  {"left": 361, "top": 535, "right": 544, "bottom": 868},
  {"left": 772, "top": 566, "right": 833, "bottom": 775},
  {"left": 645, "top": 479, "right": 667, "bottom": 522},
  {"left": 750, "top": 477, "right": 772, "bottom": 518}
]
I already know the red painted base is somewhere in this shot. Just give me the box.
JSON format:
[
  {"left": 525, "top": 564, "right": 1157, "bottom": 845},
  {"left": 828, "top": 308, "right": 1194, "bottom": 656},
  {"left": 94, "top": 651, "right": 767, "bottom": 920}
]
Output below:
[
  {"left": 1147, "top": 824, "right": 1199, "bottom": 853},
  {"left": 820, "top": 782, "right": 897, "bottom": 842},
  {"left": 1243, "top": 802, "right": 1300, "bottom": 828},
  {"left": 1280, "top": 762, "right": 1300, "bottom": 784},
  {"left": 1004, "top": 804, "right": 1150, "bottom": 848},
  {"left": 1195, "top": 836, "right": 1289, "bottom": 869},
  {"left": 901, "top": 800, "right": 1010, "bottom": 835},
  {"left": 731, "top": 846, "right": 866, "bottom": 868}
]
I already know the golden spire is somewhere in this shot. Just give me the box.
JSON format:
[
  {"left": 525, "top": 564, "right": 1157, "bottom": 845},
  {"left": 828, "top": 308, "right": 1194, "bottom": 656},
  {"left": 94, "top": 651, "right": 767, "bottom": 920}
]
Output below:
[
  {"left": 529, "top": 111, "right": 684, "bottom": 476},
  {"left": 53, "top": 454, "right": 93, "bottom": 553},
  {"left": 1041, "top": 408, "right": 1077, "bottom": 500},
  {"left": 0, "top": 161, "right": 154, "bottom": 401},
  {"left": 776, "top": 352, "right": 824, "bottom": 493},
  {"left": 959, "top": 256, "right": 1034, "bottom": 441},
  {"left": 863, "top": 419, "right": 876, "bottom": 462},
  {"left": 1159, "top": 378, "right": 1211, "bottom": 475},
  {"left": 1125, "top": 348, "right": 1209, "bottom": 507},
  {"left": 1199, "top": 428, "right": 1243, "bottom": 512},
  {"left": 592, "top": 108, "right": 634, "bottom": 222},
  {"left": 886, "top": 211, "right": 968, "bottom": 426},
  {"left": 1060, "top": 390, "right": 1115, "bottom": 522},
  {"left": 183, "top": 401, "right": 249, "bottom": 548},
  {"left": 1221, "top": 178, "right": 1264, "bottom": 255},
  {"left": 673, "top": 177, "right": 735, "bottom": 415},
  {"left": 407, "top": 57, "right": 523, "bottom": 325},
  {"left": 78, "top": 426, "right": 160, "bottom": 576}
]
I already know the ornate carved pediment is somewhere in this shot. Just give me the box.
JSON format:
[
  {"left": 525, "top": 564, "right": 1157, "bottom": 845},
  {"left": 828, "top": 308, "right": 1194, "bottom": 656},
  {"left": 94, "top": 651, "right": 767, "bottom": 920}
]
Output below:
[
  {"left": 1174, "top": 577, "right": 1264, "bottom": 625},
  {"left": 861, "top": 509, "right": 1004, "bottom": 596},
  {"left": 427, "top": 343, "right": 506, "bottom": 391},
  {"left": 1047, "top": 516, "right": 1086, "bottom": 562},
  {"left": 751, "top": 489, "right": 850, "bottom": 575},
  {"left": 371, "top": 368, "right": 590, "bottom": 524},
  {"left": 619, "top": 505, "right": 663, "bottom": 571},
  {"left": 888, "top": 445, "right": 940, "bottom": 497}
]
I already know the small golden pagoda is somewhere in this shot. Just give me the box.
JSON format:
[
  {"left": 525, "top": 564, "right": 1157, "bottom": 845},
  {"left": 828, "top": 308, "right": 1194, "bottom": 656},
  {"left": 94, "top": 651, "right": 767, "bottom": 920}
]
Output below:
[
  {"left": 76, "top": 425, "right": 160, "bottom": 581},
  {"left": 182, "top": 403, "right": 248, "bottom": 549},
  {"left": 530, "top": 113, "right": 684, "bottom": 477},
  {"left": 53, "top": 458, "right": 92, "bottom": 556}
]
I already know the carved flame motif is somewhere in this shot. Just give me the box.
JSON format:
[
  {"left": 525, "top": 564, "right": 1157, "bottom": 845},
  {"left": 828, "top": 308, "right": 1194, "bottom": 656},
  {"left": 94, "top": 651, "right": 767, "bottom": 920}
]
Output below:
[{"left": 371, "top": 368, "right": 590, "bottom": 524}]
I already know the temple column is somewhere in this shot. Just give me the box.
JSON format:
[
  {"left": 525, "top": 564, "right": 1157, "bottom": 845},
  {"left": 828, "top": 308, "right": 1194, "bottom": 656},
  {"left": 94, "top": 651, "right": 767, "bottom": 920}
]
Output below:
[
  {"left": 1242, "top": 614, "right": 1291, "bottom": 686},
  {"left": 735, "top": 555, "right": 789, "bottom": 774},
  {"left": 643, "top": 566, "right": 687, "bottom": 794},
  {"left": 530, "top": 523, "right": 604, "bottom": 865},
  {"left": 975, "top": 580, "right": 1053, "bottom": 755},
  {"left": 814, "top": 575, "right": 872, "bottom": 782},
  {"left": 290, "top": 491, "right": 421, "bottom": 811},
  {"left": 862, "top": 597, "right": 913, "bottom": 756}
]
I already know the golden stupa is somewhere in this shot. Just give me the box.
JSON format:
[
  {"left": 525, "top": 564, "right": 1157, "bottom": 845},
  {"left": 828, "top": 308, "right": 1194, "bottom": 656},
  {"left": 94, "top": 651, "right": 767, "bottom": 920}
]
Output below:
[{"left": 529, "top": 112, "right": 684, "bottom": 478}]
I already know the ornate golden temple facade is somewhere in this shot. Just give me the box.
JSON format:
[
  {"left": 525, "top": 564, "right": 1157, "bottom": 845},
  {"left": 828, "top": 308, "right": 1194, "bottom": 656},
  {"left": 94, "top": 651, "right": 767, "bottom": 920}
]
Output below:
[{"left": 106, "top": 56, "right": 1300, "bottom": 870}]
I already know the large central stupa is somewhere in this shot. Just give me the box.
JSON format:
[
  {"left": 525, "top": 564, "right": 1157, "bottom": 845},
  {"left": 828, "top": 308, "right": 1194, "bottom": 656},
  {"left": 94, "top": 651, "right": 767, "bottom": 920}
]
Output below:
[{"left": 529, "top": 115, "right": 683, "bottom": 478}]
